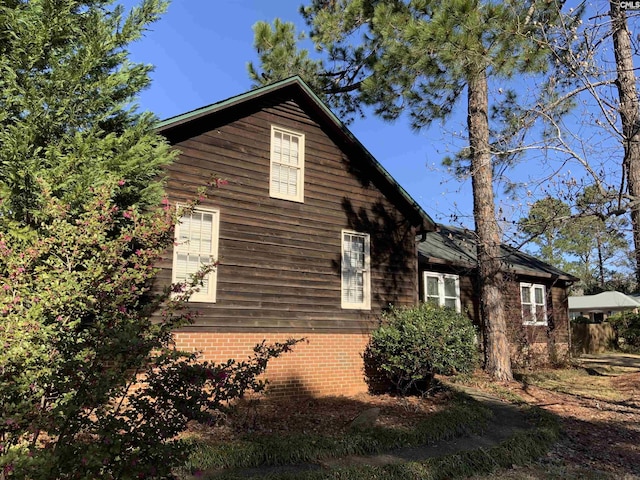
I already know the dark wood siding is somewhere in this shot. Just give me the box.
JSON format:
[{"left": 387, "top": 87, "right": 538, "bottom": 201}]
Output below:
[
  {"left": 418, "top": 261, "right": 572, "bottom": 363},
  {"left": 158, "top": 94, "right": 419, "bottom": 332}
]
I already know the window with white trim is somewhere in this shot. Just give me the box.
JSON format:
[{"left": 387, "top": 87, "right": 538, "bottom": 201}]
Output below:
[
  {"left": 341, "top": 230, "right": 371, "bottom": 310},
  {"left": 172, "top": 207, "right": 220, "bottom": 302},
  {"left": 423, "top": 272, "right": 461, "bottom": 312},
  {"left": 270, "top": 126, "right": 305, "bottom": 202},
  {"left": 520, "top": 283, "right": 547, "bottom": 325}
]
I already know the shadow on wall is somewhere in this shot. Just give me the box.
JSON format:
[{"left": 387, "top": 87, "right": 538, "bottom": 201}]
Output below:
[
  {"left": 330, "top": 197, "right": 415, "bottom": 307},
  {"left": 264, "top": 374, "right": 315, "bottom": 399}
]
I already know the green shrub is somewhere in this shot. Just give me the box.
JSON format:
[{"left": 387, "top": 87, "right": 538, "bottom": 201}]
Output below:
[
  {"left": 365, "top": 303, "right": 478, "bottom": 395},
  {"left": 608, "top": 312, "right": 640, "bottom": 349},
  {"left": 571, "top": 315, "right": 592, "bottom": 324}
]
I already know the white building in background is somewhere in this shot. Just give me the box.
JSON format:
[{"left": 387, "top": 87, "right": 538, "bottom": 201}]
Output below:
[{"left": 569, "top": 291, "right": 640, "bottom": 322}]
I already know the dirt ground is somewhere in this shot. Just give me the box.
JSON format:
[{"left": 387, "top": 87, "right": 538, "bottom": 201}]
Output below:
[
  {"left": 529, "top": 354, "right": 640, "bottom": 478},
  {"left": 190, "top": 352, "right": 640, "bottom": 478},
  {"left": 470, "top": 352, "right": 640, "bottom": 478}
]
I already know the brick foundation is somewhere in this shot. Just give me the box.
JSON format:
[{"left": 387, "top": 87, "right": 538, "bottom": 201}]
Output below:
[{"left": 173, "top": 331, "right": 371, "bottom": 398}]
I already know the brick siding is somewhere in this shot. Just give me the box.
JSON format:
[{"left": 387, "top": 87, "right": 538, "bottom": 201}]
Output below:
[{"left": 173, "top": 331, "right": 371, "bottom": 398}]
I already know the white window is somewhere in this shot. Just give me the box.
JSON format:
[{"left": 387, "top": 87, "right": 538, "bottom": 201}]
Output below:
[
  {"left": 423, "top": 272, "right": 461, "bottom": 312},
  {"left": 172, "top": 207, "right": 220, "bottom": 302},
  {"left": 520, "top": 283, "right": 547, "bottom": 325},
  {"left": 270, "top": 126, "right": 305, "bottom": 202},
  {"left": 341, "top": 230, "right": 371, "bottom": 310}
]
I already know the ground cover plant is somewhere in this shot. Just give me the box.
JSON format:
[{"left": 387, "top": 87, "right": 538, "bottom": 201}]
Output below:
[
  {"left": 176, "top": 388, "right": 493, "bottom": 477},
  {"left": 176, "top": 353, "right": 640, "bottom": 479}
]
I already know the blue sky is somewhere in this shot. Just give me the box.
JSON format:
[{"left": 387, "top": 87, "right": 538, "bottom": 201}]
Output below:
[{"left": 123, "top": 0, "right": 474, "bottom": 225}]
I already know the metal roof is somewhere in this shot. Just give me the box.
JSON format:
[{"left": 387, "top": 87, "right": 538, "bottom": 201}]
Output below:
[
  {"left": 156, "top": 76, "right": 436, "bottom": 232},
  {"left": 568, "top": 291, "right": 640, "bottom": 311},
  {"left": 418, "top": 225, "right": 578, "bottom": 282}
]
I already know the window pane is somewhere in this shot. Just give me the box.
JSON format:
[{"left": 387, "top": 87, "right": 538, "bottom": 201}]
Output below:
[
  {"left": 427, "top": 276, "right": 439, "bottom": 296},
  {"left": 273, "top": 131, "right": 282, "bottom": 154},
  {"left": 444, "top": 277, "right": 456, "bottom": 297},
  {"left": 521, "top": 286, "right": 531, "bottom": 304},
  {"left": 534, "top": 287, "right": 544, "bottom": 305},
  {"left": 342, "top": 232, "right": 368, "bottom": 307},
  {"left": 175, "top": 253, "right": 189, "bottom": 282},
  {"left": 444, "top": 298, "right": 457, "bottom": 309},
  {"left": 344, "top": 235, "right": 364, "bottom": 269},
  {"left": 522, "top": 305, "right": 534, "bottom": 322},
  {"left": 343, "top": 270, "right": 364, "bottom": 303}
]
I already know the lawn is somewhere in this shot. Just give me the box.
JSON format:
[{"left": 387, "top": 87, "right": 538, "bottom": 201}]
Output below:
[{"left": 176, "top": 354, "right": 640, "bottom": 479}]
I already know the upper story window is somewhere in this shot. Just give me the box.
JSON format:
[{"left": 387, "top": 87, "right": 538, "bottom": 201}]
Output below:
[
  {"left": 172, "top": 206, "right": 220, "bottom": 302},
  {"left": 423, "top": 272, "right": 461, "bottom": 312},
  {"left": 520, "top": 283, "right": 547, "bottom": 325},
  {"left": 270, "top": 126, "right": 305, "bottom": 202},
  {"left": 341, "top": 230, "right": 371, "bottom": 310}
]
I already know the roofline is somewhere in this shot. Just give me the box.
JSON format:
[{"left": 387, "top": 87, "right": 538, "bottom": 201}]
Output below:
[
  {"left": 421, "top": 254, "right": 576, "bottom": 282},
  {"left": 156, "top": 76, "right": 436, "bottom": 232},
  {"left": 419, "top": 225, "right": 579, "bottom": 283}
]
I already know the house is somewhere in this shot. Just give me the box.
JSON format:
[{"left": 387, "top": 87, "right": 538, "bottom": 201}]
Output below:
[
  {"left": 156, "top": 76, "right": 436, "bottom": 396},
  {"left": 569, "top": 291, "right": 640, "bottom": 322},
  {"left": 156, "top": 77, "right": 577, "bottom": 396},
  {"left": 418, "top": 225, "right": 578, "bottom": 366}
]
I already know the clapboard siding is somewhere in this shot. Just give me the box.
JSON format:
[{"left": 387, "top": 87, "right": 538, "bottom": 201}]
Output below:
[{"left": 160, "top": 90, "right": 419, "bottom": 332}]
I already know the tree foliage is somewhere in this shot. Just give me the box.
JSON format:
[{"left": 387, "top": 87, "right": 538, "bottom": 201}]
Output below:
[
  {"left": 523, "top": 1, "right": 640, "bottom": 283},
  {"left": 0, "top": 2, "right": 300, "bottom": 478},
  {"left": 519, "top": 189, "right": 631, "bottom": 292}
]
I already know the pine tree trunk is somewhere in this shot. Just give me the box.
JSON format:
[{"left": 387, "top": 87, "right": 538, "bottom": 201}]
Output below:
[
  {"left": 611, "top": 0, "right": 640, "bottom": 285},
  {"left": 468, "top": 70, "right": 513, "bottom": 382},
  {"left": 597, "top": 234, "right": 605, "bottom": 287}
]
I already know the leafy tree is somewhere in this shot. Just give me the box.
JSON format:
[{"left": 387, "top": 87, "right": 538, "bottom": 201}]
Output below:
[
  {"left": 519, "top": 189, "right": 630, "bottom": 292},
  {"left": 249, "top": 0, "right": 569, "bottom": 381},
  {"left": 0, "top": 2, "right": 299, "bottom": 478},
  {"left": 518, "top": 197, "right": 572, "bottom": 267}
]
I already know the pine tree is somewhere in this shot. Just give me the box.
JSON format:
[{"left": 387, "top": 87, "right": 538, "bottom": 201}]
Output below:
[
  {"left": 0, "top": 3, "right": 300, "bottom": 477},
  {"left": 519, "top": 191, "right": 630, "bottom": 292},
  {"left": 250, "top": 0, "right": 568, "bottom": 381},
  {"left": 610, "top": 0, "right": 640, "bottom": 284}
]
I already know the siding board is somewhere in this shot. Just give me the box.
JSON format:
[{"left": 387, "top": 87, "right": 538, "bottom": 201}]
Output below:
[{"left": 160, "top": 93, "right": 419, "bottom": 332}]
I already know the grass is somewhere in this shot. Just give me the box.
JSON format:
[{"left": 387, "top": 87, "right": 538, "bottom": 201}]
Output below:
[
  {"left": 177, "top": 392, "right": 492, "bottom": 477},
  {"left": 177, "top": 355, "right": 640, "bottom": 479},
  {"left": 517, "top": 367, "right": 627, "bottom": 402},
  {"left": 190, "top": 405, "right": 560, "bottom": 480}
]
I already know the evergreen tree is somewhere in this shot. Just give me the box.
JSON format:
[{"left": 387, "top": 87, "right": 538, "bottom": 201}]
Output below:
[
  {"left": 519, "top": 189, "right": 630, "bottom": 292},
  {"left": 0, "top": 0, "right": 173, "bottom": 226},
  {"left": 518, "top": 197, "right": 572, "bottom": 267},
  {"left": 249, "top": 0, "right": 569, "bottom": 381},
  {"left": 0, "top": 2, "right": 298, "bottom": 477}
]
